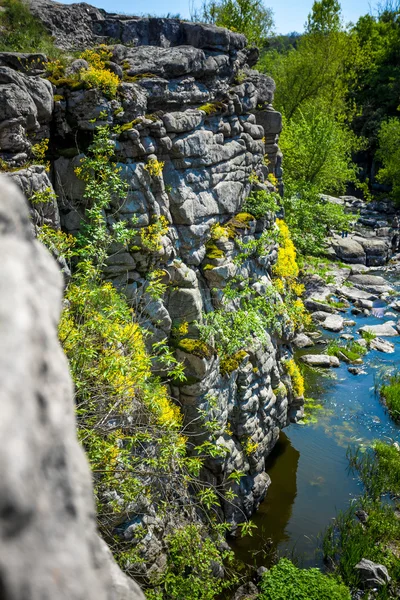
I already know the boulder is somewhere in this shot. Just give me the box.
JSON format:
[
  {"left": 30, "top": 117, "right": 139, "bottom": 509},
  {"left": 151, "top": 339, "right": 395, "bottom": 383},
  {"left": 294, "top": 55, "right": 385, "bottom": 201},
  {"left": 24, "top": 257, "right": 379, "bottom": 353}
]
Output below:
[
  {"left": 231, "top": 582, "right": 259, "bottom": 600},
  {"left": 370, "top": 337, "right": 395, "bottom": 353},
  {"left": 359, "top": 322, "right": 399, "bottom": 337},
  {"left": 337, "top": 285, "right": 377, "bottom": 302},
  {"left": 293, "top": 333, "right": 314, "bottom": 348},
  {"left": 0, "top": 176, "right": 144, "bottom": 600},
  {"left": 321, "top": 314, "right": 344, "bottom": 332},
  {"left": 348, "top": 273, "right": 393, "bottom": 295},
  {"left": 354, "top": 559, "right": 390, "bottom": 589},
  {"left": 332, "top": 237, "right": 366, "bottom": 264},
  {"left": 301, "top": 354, "right": 340, "bottom": 368},
  {"left": 348, "top": 366, "right": 367, "bottom": 375}
]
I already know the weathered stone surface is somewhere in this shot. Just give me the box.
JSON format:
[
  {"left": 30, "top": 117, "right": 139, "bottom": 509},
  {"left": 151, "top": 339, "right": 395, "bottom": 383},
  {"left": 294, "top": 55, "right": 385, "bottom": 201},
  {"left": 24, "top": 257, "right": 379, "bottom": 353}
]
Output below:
[
  {"left": 321, "top": 314, "right": 344, "bottom": 332},
  {"left": 348, "top": 273, "right": 393, "bottom": 294},
  {"left": 0, "top": 176, "right": 144, "bottom": 600},
  {"left": 359, "top": 322, "right": 399, "bottom": 337},
  {"left": 301, "top": 354, "right": 340, "bottom": 367},
  {"left": 370, "top": 337, "right": 395, "bottom": 353},
  {"left": 0, "top": 66, "right": 53, "bottom": 163},
  {"left": 30, "top": 0, "right": 246, "bottom": 51},
  {"left": 293, "top": 333, "right": 314, "bottom": 348},
  {"left": 354, "top": 559, "right": 391, "bottom": 589},
  {"left": 332, "top": 237, "right": 366, "bottom": 264}
]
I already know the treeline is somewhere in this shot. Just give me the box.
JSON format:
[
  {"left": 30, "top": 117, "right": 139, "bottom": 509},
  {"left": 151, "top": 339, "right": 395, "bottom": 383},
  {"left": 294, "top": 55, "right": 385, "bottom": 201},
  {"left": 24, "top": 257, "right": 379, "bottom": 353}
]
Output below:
[{"left": 197, "top": 0, "right": 400, "bottom": 255}]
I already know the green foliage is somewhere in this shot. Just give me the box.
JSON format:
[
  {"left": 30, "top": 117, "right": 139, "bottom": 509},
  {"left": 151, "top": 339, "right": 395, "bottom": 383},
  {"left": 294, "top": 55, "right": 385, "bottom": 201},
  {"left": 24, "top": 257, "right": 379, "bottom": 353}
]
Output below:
[
  {"left": 327, "top": 340, "right": 366, "bottom": 363},
  {"left": 47, "top": 45, "right": 120, "bottom": 99},
  {"left": 258, "top": 25, "right": 365, "bottom": 120},
  {"left": 380, "top": 372, "right": 400, "bottom": 422},
  {"left": 279, "top": 104, "right": 363, "bottom": 194},
  {"left": 306, "top": 0, "right": 342, "bottom": 34},
  {"left": 147, "top": 524, "right": 236, "bottom": 600},
  {"left": 176, "top": 338, "right": 214, "bottom": 360},
  {"left": 351, "top": 6, "right": 400, "bottom": 149},
  {"left": 282, "top": 183, "right": 354, "bottom": 256},
  {"left": 360, "top": 328, "right": 376, "bottom": 345},
  {"left": 259, "top": 558, "right": 351, "bottom": 599},
  {"left": 194, "top": 0, "right": 274, "bottom": 48},
  {"left": 30, "top": 186, "right": 56, "bottom": 205},
  {"left": 324, "top": 442, "right": 400, "bottom": 595},
  {"left": 242, "top": 189, "right": 280, "bottom": 219},
  {"left": 220, "top": 350, "right": 247, "bottom": 376},
  {"left": 376, "top": 118, "right": 400, "bottom": 204},
  {"left": 197, "top": 101, "right": 227, "bottom": 115},
  {"left": 0, "top": 0, "right": 60, "bottom": 56}
]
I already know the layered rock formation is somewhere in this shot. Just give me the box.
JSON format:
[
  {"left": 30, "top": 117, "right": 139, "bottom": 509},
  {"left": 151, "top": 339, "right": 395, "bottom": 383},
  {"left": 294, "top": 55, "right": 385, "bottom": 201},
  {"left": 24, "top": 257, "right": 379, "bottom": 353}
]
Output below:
[
  {"left": 0, "top": 176, "right": 144, "bottom": 600},
  {"left": 1, "top": 0, "right": 297, "bottom": 573}
]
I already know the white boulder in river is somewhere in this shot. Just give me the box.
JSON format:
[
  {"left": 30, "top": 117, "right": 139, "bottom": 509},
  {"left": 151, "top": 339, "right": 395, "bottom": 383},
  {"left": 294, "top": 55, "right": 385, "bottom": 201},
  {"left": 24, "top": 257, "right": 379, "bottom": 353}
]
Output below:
[
  {"left": 359, "top": 321, "right": 399, "bottom": 337},
  {"left": 301, "top": 354, "right": 340, "bottom": 368},
  {"left": 321, "top": 314, "right": 344, "bottom": 332}
]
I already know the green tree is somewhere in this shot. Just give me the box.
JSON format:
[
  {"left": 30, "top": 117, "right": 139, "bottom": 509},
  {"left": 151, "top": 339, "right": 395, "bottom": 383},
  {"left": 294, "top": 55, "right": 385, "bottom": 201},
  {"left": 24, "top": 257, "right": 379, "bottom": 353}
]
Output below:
[
  {"left": 376, "top": 117, "right": 400, "bottom": 203},
  {"left": 194, "top": 0, "right": 274, "bottom": 48},
  {"left": 279, "top": 102, "right": 362, "bottom": 193},
  {"left": 306, "top": 0, "right": 342, "bottom": 34}
]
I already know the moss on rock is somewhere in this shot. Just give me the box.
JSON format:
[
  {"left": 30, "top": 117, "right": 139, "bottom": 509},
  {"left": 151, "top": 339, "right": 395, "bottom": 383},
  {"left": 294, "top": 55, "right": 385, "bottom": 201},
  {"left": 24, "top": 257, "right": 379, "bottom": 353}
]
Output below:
[{"left": 176, "top": 338, "right": 214, "bottom": 360}]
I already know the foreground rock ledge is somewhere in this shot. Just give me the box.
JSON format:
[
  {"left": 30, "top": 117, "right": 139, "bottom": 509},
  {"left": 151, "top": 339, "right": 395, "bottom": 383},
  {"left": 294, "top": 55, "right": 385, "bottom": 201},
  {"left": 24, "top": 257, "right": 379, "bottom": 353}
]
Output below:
[{"left": 0, "top": 176, "right": 144, "bottom": 600}]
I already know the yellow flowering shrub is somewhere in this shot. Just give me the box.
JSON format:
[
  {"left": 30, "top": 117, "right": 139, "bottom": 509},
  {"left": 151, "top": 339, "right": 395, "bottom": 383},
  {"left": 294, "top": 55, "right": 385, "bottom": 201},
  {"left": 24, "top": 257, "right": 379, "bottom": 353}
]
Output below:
[
  {"left": 285, "top": 358, "right": 305, "bottom": 398},
  {"left": 80, "top": 66, "right": 119, "bottom": 97},
  {"left": 139, "top": 215, "right": 169, "bottom": 252},
  {"left": 31, "top": 138, "right": 50, "bottom": 170},
  {"left": 244, "top": 438, "right": 259, "bottom": 455},
  {"left": 144, "top": 158, "right": 165, "bottom": 177},
  {"left": 272, "top": 219, "right": 311, "bottom": 330},
  {"left": 274, "top": 219, "right": 299, "bottom": 279}
]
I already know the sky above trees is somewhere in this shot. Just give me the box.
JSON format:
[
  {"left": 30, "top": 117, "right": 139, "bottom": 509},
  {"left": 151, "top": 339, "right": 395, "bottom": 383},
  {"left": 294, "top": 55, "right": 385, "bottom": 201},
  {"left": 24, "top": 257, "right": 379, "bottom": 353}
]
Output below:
[{"left": 59, "top": 0, "right": 374, "bottom": 33}]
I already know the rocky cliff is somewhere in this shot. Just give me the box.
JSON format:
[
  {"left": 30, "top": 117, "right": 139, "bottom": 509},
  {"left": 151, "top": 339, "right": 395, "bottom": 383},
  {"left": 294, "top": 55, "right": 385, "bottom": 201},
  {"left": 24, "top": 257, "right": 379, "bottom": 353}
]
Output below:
[{"left": 0, "top": 0, "right": 302, "bottom": 586}]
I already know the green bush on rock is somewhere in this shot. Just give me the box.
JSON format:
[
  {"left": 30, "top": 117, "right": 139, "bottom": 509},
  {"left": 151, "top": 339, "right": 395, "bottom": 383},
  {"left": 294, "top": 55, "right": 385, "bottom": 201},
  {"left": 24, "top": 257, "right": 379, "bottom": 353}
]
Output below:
[{"left": 259, "top": 558, "right": 351, "bottom": 600}]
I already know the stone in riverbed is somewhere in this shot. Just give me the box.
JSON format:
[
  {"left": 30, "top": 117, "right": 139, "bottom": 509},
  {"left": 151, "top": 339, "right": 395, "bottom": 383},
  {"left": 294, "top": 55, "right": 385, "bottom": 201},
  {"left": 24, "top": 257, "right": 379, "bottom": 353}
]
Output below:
[
  {"left": 350, "top": 264, "right": 369, "bottom": 275},
  {"left": 354, "top": 559, "right": 390, "bottom": 589},
  {"left": 341, "top": 334, "right": 354, "bottom": 340},
  {"left": 370, "top": 337, "right": 395, "bottom": 353},
  {"left": 293, "top": 333, "right": 314, "bottom": 348},
  {"left": 359, "top": 321, "right": 399, "bottom": 337},
  {"left": 321, "top": 314, "right": 344, "bottom": 332},
  {"left": 301, "top": 354, "right": 340, "bottom": 368},
  {"left": 332, "top": 237, "right": 366, "bottom": 264},
  {"left": 348, "top": 366, "right": 367, "bottom": 375},
  {"left": 311, "top": 310, "right": 333, "bottom": 322},
  {"left": 337, "top": 285, "right": 377, "bottom": 303},
  {"left": 348, "top": 273, "right": 394, "bottom": 295}
]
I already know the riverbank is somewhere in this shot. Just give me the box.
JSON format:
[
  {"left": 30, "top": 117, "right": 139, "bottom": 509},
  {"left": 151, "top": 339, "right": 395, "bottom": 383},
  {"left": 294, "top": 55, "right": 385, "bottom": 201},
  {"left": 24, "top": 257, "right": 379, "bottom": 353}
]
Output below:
[{"left": 230, "top": 211, "right": 400, "bottom": 593}]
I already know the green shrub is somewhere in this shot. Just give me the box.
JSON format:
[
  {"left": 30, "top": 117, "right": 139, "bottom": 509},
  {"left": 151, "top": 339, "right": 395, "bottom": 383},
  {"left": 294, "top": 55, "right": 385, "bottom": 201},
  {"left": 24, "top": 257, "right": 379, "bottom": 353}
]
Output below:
[
  {"left": 259, "top": 558, "right": 351, "bottom": 600},
  {"left": 380, "top": 372, "right": 400, "bottom": 421},
  {"left": 0, "top": 0, "right": 60, "bottom": 56},
  {"left": 147, "top": 524, "right": 235, "bottom": 600},
  {"left": 243, "top": 189, "right": 280, "bottom": 220},
  {"left": 324, "top": 441, "right": 400, "bottom": 594}
]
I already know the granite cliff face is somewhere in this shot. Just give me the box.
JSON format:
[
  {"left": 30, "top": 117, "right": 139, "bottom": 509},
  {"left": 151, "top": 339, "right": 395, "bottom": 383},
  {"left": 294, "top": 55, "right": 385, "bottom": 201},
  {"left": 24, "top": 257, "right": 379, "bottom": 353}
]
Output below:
[{"left": 0, "top": 0, "right": 302, "bottom": 584}]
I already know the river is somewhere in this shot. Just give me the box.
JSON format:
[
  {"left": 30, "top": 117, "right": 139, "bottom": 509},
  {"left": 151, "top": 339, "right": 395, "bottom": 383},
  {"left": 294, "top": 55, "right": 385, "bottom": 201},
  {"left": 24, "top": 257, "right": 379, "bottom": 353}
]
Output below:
[{"left": 232, "top": 267, "right": 400, "bottom": 570}]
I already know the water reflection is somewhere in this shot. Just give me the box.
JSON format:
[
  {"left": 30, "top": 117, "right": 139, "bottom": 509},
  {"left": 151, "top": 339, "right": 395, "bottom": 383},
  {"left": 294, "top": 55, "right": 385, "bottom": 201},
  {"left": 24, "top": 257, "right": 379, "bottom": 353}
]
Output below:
[{"left": 231, "top": 432, "right": 299, "bottom": 568}]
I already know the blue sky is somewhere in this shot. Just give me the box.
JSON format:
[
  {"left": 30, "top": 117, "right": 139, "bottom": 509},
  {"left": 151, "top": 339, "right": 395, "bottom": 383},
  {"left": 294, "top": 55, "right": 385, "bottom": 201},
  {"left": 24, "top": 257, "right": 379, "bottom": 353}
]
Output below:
[{"left": 61, "top": 0, "right": 375, "bottom": 33}]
